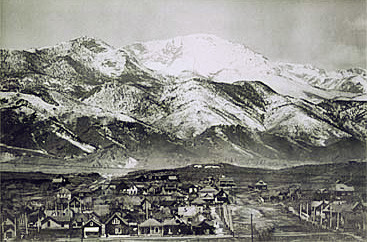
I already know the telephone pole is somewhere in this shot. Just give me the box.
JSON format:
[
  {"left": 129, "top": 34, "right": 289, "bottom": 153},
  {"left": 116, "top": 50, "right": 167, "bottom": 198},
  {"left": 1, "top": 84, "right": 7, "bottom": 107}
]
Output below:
[{"left": 251, "top": 213, "right": 254, "bottom": 242}]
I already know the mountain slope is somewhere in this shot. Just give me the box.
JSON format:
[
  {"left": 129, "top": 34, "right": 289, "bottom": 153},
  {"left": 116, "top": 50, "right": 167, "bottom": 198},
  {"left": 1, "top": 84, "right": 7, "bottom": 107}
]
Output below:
[{"left": 1, "top": 34, "right": 366, "bottom": 168}]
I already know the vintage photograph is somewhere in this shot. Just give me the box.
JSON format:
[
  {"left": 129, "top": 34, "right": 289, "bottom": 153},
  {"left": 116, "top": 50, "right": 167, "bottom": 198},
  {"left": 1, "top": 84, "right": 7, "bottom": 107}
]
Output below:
[{"left": 0, "top": 0, "right": 366, "bottom": 241}]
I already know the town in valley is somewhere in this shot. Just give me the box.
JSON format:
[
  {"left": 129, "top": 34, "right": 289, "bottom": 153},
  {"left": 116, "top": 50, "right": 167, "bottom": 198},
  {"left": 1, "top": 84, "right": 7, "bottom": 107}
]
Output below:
[{"left": 1, "top": 161, "right": 366, "bottom": 241}]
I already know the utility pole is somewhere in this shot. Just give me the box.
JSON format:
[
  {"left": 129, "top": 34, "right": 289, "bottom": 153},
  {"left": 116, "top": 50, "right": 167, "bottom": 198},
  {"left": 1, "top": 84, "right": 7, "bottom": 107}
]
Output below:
[
  {"left": 251, "top": 214, "right": 254, "bottom": 242},
  {"left": 320, "top": 204, "right": 323, "bottom": 227},
  {"left": 306, "top": 202, "right": 309, "bottom": 221},
  {"left": 329, "top": 204, "right": 332, "bottom": 229}
]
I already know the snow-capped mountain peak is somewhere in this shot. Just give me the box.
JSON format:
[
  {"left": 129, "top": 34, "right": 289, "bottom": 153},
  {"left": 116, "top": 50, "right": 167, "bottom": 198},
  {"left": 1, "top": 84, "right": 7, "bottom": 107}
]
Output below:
[{"left": 126, "top": 33, "right": 274, "bottom": 82}]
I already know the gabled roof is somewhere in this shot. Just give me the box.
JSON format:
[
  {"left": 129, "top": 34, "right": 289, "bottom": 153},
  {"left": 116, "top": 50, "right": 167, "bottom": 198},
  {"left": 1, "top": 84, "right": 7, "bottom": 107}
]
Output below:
[
  {"left": 58, "top": 187, "right": 71, "bottom": 194},
  {"left": 105, "top": 212, "right": 128, "bottom": 225},
  {"left": 192, "top": 197, "right": 206, "bottom": 205},
  {"left": 41, "top": 215, "right": 71, "bottom": 224},
  {"left": 199, "top": 186, "right": 218, "bottom": 193},
  {"left": 192, "top": 219, "right": 213, "bottom": 227},
  {"left": 139, "top": 218, "right": 162, "bottom": 227},
  {"left": 83, "top": 218, "right": 102, "bottom": 227},
  {"left": 215, "top": 189, "right": 229, "bottom": 196}
]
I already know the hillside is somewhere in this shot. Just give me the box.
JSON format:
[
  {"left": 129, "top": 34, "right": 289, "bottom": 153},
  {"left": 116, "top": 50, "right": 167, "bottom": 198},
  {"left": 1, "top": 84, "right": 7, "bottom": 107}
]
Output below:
[{"left": 1, "top": 34, "right": 366, "bottom": 169}]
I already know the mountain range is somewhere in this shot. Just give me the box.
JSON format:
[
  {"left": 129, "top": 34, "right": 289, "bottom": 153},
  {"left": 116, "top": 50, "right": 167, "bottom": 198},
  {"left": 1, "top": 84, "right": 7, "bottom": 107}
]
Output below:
[{"left": 1, "top": 34, "right": 366, "bottom": 169}]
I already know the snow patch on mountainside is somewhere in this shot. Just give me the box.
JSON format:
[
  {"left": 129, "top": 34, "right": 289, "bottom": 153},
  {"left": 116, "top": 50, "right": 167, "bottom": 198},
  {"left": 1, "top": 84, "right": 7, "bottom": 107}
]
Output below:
[
  {"left": 265, "top": 104, "right": 351, "bottom": 146},
  {"left": 54, "top": 131, "right": 96, "bottom": 153},
  {"left": 40, "top": 36, "right": 128, "bottom": 78},
  {"left": 157, "top": 80, "right": 265, "bottom": 139}
]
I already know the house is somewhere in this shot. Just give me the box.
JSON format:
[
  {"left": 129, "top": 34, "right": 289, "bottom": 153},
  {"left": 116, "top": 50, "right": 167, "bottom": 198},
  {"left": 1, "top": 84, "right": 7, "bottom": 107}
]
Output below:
[
  {"left": 2, "top": 213, "right": 16, "bottom": 241},
  {"left": 192, "top": 220, "right": 215, "bottom": 235},
  {"left": 105, "top": 212, "right": 130, "bottom": 236},
  {"left": 198, "top": 186, "right": 218, "bottom": 203},
  {"left": 69, "top": 196, "right": 83, "bottom": 213},
  {"left": 57, "top": 187, "right": 72, "bottom": 200},
  {"left": 188, "top": 184, "right": 200, "bottom": 194},
  {"left": 82, "top": 218, "right": 102, "bottom": 238},
  {"left": 163, "top": 218, "right": 187, "bottom": 236},
  {"left": 214, "top": 189, "right": 230, "bottom": 204},
  {"left": 3, "top": 224, "right": 16, "bottom": 241},
  {"left": 334, "top": 183, "right": 355, "bottom": 197},
  {"left": 138, "top": 218, "right": 163, "bottom": 236},
  {"left": 41, "top": 216, "right": 71, "bottom": 230},
  {"left": 218, "top": 177, "right": 236, "bottom": 189},
  {"left": 162, "top": 183, "right": 178, "bottom": 194},
  {"left": 255, "top": 180, "right": 267, "bottom": 191},
  {"left": 126, "top": 184, "right": 138, "bottom": 195}
]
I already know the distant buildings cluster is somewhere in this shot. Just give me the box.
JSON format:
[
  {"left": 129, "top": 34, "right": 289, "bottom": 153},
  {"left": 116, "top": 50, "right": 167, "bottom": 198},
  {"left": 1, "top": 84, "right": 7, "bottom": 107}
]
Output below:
[
  {"left": 251, "top": 178, "right": 367, "bottom": 234},
  {"left": 1, "top": 172, "right": 236, "bottom": 240}
]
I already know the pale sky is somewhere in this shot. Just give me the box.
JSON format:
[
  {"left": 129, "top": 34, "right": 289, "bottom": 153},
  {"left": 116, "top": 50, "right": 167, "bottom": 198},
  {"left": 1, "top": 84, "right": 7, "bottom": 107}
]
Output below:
[{"left": 1, "top": 0, "right": 366, "bottom": 70}]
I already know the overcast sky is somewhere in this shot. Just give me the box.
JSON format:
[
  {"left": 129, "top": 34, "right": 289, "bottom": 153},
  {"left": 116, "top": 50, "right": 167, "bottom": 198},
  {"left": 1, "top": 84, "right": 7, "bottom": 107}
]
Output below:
[{"left": 1, "top": 0, "right": 366, "bottom": 70}]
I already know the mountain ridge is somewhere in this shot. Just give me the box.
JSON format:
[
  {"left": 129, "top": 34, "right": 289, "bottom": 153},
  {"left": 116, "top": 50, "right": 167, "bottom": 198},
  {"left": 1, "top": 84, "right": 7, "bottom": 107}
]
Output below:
[{"left": 1, "top": 34, "right": 366, "bottom": 169}]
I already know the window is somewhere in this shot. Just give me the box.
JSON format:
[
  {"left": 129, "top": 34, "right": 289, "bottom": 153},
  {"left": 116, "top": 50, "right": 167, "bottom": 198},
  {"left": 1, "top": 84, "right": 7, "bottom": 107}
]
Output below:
[
  {"left": 47, "top": 221, "right": 51, "bottom": 227},
  {"left": 90, "top": 222, "right": 93, "bottom": 226},
  {"left": 61, "top": 224, "right": 64, "bottom": 227},
  {"left": 155, "top": 227, "right": 159, "bottom": 233},
  {"left": 112, "top": 218, "right": 120, "bottom": 225}
]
